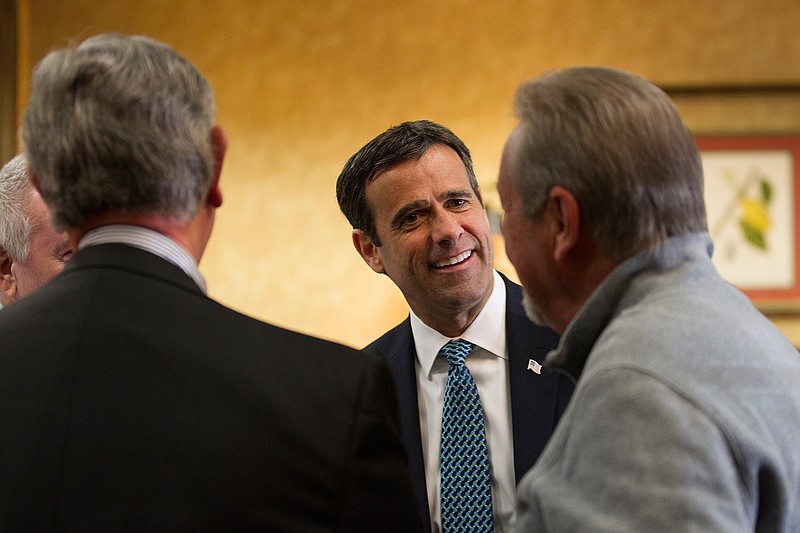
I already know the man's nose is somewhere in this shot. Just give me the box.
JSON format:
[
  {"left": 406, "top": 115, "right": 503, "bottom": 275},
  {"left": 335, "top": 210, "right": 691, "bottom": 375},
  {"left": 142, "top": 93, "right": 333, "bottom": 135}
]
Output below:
[{"left": 430, "top": 210, "right": 463, "bottom": 246}]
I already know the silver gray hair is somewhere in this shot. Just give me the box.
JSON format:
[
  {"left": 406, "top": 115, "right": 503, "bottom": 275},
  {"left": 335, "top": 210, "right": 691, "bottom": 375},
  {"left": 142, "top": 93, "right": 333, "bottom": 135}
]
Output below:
[
  {"left": 21, "top": 33, "right": 217, "bottom": 230},
  {"left": 509, "top": 66, "right": 707, "bottom": 262},
  {"left": 0, "top": 154, "right": 34, "bottom": 261}
]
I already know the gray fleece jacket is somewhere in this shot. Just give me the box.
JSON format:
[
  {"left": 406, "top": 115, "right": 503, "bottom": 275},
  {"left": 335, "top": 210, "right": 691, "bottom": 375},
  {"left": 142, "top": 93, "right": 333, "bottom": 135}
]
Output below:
[{"left": 516, "top": 232, "right": 800, "bottom": 532}]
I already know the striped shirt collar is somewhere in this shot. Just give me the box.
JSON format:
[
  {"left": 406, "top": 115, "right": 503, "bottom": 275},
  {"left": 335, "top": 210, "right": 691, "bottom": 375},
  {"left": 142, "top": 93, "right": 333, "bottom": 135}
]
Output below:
[{"left": 78, "top": 225, "right": 207, "bottom": 294}]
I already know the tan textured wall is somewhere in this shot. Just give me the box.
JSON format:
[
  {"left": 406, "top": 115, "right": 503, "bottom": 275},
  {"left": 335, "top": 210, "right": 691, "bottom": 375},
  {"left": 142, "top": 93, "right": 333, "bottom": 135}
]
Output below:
[{"left": 19, "top": 0, "right": 800, "bottom": 346}]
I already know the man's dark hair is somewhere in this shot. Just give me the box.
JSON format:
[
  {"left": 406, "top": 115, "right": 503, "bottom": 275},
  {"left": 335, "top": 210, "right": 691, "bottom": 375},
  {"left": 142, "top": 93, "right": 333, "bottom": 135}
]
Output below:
[{"left": 336, "top": 120, "right": 480, "bottom": 245}]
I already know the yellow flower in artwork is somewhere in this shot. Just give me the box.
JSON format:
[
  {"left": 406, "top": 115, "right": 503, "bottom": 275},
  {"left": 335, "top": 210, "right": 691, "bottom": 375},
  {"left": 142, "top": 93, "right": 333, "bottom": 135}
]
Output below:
[{"left": 739, "top": 198, "right": 771, "bottom": 233}]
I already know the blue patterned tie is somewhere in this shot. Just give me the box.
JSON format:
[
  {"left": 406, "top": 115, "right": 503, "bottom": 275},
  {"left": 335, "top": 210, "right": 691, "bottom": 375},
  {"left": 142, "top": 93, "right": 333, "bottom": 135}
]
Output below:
[{"left": 439, "top": 339, "right": 494, "bottom": 533}]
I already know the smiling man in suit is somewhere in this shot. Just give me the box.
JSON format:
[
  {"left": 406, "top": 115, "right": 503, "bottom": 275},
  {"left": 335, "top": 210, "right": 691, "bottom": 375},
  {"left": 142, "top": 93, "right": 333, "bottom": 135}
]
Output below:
[
  {"left": 0, "top": 33, "right": 421, "bottom": 531},
  {"left": 336, "top": 120, "right": 573, "bottom": 532}
]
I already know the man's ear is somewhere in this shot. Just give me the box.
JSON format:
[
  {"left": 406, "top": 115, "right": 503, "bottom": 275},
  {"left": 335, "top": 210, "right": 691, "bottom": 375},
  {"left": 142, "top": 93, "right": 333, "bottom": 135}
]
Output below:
[
  {"left": 27, "top": 165, "right": 44, "bottom": 197},
  {"left": 207, "top": 125, "right": 227, "bottom": 208},
  {"left": 0, "top": 247, "right": 17, "bottom": 305},
  {"left": 352, "top": 229, "right": 385, "bottom": 274},
  {"left": 546, "top": 186, "right": 581, "bottom": 263}
]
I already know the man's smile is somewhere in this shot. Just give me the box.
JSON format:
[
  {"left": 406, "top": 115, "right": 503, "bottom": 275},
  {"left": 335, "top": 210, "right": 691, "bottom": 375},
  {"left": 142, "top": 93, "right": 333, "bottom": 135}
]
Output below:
[{"left": 432, "top": 249, "right": 473, "bottom": 269}]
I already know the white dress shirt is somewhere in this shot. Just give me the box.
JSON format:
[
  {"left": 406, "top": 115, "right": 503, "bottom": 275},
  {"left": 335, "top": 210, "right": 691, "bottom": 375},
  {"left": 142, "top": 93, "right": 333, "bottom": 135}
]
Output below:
[{"left": 410, "top": 270, "right": 515, "bottom": 533}]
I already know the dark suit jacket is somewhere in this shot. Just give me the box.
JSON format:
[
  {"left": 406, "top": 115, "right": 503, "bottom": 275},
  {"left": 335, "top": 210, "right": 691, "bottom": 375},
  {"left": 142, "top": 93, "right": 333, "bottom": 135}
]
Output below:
[
  {"left": 0, "top": 243, "right": 421, "bottom": 532},
  {"left": 365, "top": 273, "right": 573, "bottom": 530}
]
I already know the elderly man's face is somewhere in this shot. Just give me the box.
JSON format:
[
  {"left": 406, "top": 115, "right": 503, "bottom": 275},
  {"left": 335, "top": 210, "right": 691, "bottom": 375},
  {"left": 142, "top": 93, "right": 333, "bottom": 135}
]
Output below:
[
  {"left": 497, "top": 131, "right": 557, "bottom": 331},
  {"left": 8, "top": 189, "right": 72, "bottom": 300}
]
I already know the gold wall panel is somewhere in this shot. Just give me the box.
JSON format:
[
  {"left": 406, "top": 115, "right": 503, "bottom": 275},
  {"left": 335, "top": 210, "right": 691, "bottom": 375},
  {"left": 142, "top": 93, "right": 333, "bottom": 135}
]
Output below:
[{"left": 19, "top": 0, "right": 800, "bottom": 346}]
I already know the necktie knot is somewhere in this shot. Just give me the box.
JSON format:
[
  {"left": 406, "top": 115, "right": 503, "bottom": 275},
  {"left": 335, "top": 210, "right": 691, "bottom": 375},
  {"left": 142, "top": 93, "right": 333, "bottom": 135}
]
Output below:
[{"left": 439, "top": 338, "right": 474, "bottom": 367}]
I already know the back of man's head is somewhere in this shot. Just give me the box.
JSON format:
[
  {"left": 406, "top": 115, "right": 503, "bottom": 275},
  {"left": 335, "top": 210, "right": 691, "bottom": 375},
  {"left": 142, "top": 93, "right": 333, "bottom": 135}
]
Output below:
[
  {"left": 22, "top": 33, "right": 217, "bottom": 232},
  {"left": 509, "top": 66, "right": 707, "bottom": 262}
]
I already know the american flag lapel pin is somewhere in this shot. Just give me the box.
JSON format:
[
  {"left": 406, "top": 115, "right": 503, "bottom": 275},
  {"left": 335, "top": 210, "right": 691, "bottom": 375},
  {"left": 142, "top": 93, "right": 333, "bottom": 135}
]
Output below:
[{"left": 527, "top": 359, "right": 542, "bottom": 374}]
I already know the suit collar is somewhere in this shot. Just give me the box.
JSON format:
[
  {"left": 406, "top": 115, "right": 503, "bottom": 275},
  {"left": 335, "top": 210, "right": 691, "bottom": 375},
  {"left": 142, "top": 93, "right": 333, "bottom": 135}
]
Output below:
[
  {"left": 79, "top": 225, "right": 206, "bottom": 293},
  {"left": 65, "top": 243, "right": 206, "bottom": 296}
]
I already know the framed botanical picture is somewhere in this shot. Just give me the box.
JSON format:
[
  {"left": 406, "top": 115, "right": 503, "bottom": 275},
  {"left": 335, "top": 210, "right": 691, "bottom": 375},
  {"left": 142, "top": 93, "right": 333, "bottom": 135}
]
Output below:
[{"left": 695, "top": 135, "right": 800, "bottom": 309}]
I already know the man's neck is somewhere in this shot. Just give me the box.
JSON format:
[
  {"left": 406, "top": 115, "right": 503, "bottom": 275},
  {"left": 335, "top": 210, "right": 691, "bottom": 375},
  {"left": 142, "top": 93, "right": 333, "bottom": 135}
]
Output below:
[
  {"left": 69, "top": 211, "right": 209, "bottom": 264},
  {"left": 412, "top": 288, "right": 495, "bottom": 339}
]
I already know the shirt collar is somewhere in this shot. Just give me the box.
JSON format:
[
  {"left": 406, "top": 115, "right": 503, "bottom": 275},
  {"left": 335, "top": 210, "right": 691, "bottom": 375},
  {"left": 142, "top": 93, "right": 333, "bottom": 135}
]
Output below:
[
  {"left": 78, "top": 225, "right": 207, "bottom": 294},
  {"left": 411, "top": 270, "right": 507, "bottom": 379}
]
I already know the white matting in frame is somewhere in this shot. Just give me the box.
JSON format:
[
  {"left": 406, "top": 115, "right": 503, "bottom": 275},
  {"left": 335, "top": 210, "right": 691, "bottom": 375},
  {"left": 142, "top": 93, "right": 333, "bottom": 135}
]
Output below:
[
  {"left": 702, "top": 148, "right": 795, "bottom": 290},
  {"left": 695, "top": 135, "right": 800, "bottom": 309}
]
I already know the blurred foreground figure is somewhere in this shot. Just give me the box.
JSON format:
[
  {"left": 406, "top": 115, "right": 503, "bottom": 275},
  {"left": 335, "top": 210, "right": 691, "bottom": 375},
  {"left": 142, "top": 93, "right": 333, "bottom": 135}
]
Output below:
[
  {"left": 0, "top": 33, "right": 420, "bottom": 532},
  {"left": 497, "top": 66, "right": 800, "bottom": 532},
  {"left": 0, "top": 154, "right": 71, "bottom": 306}
]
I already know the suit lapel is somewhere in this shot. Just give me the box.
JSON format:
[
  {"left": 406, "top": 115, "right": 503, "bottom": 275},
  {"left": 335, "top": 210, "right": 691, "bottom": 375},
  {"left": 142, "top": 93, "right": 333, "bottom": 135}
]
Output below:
[
  {"left": 503, "top": 274, "right": 562, "bottom": 483},
  {"left": 372, "top": 275, "right": 565, "bottom": 528},
  {"left": 366, "top": 320, "right": 431, "bottom": 531}
]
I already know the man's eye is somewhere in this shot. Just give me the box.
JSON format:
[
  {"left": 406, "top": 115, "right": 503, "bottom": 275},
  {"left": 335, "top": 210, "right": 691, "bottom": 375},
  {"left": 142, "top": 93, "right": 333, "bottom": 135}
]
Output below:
[{"left": 403, "top": 213, "right": 418, "bottom": 224}]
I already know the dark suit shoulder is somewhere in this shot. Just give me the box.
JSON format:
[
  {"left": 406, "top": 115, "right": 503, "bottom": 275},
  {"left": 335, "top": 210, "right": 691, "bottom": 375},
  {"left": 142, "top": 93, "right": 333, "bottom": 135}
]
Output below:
[
  {"left": 364, "top": 318, "right": 412, "bottom": 359},
  {"left": 203, "top": 297, "right": 366, "bottom": 358},
  {"left": 0, "top": 267, "right": 420, "bottom": 531}
]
